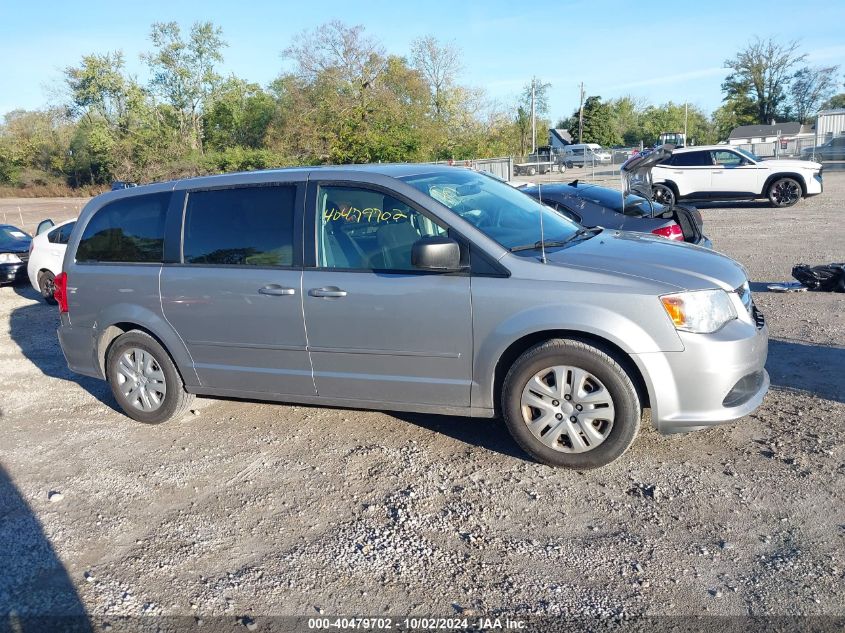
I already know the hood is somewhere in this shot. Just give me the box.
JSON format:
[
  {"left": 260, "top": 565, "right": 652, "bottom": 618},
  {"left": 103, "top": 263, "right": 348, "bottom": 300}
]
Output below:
[
  {"left": 537, "top": 230, "right": 747, "bottom": 292},
  {"left": 760, "top": 157, "right": 821, "bottom": 170},
  {"left": 0, "top": 227, "right": 31, "bottom": 253}
]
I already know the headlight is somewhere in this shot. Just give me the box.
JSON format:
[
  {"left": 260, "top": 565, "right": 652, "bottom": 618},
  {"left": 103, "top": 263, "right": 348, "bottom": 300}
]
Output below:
[
  {"left": 660, "top": 289, "right": 737, "bottom": 333},
  {"left": 0, "top": 253, "right": 22, "bottom": 264}
]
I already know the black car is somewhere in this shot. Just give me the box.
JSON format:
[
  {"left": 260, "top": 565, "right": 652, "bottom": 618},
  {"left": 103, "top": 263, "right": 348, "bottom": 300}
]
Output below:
[
  {"left": 522, "top": 180, "right": 711, "bottom": 248},
  {"left": 0, "top": 225, "right": 32, "bottom": 285}
]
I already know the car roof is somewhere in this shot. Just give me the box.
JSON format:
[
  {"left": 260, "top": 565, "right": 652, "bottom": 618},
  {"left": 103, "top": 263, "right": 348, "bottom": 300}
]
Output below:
[{"left": 673, "top": 145, "right": 739, "bottom": 153}]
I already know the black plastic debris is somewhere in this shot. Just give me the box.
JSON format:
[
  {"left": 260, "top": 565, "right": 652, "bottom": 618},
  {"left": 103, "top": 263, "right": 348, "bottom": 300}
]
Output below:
[{"left": 791, "top": 263, "right": 845, "bottom": 292}]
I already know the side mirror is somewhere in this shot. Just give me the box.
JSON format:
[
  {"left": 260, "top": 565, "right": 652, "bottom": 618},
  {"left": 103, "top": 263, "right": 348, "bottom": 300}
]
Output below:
[{"left": 411, "top": 236, "right": 462, "bottom": 271}]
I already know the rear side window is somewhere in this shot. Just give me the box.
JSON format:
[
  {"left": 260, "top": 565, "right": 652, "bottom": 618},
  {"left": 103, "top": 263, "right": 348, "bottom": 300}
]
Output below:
[
  {"left": 76, "top": 193, "right": 170, "bottom": 263},
  {"left": 57, "top": 222, "right": 76, "bottom": 244},
  {"left": 670, "top": 152, "right": 713, "bottom": 167},
  {"left": 47, "top": 227, "right": 62, "bottom": 244},
  {"left": 183, "top": 185, "right": 296, "bottom": 267}
]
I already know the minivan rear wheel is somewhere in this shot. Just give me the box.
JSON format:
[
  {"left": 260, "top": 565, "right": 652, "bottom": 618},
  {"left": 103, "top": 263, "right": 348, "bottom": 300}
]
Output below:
[
  {"left": 501, "top": 339, "right": 641, "bottom": 469},
  {"left": 37, "top": 270, "right": 57, "bottom": 305},
  {"left": 106, "top": 331, "right": 194, "bottom": 424}
]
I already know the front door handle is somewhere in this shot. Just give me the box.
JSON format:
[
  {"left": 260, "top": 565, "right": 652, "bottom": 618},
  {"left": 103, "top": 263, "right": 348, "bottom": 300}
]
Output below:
[
  {"left": 309, "top": 286, "right": 348, "bottom": 298},
  {"left": 258, "top": 285, "right": 296, "bottom": 296}
]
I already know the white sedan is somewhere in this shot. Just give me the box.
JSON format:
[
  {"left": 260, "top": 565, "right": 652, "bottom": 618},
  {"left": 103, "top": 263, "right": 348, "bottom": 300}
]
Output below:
[{"left": 27, "top": 219, "right": 76, "bottom": 303}]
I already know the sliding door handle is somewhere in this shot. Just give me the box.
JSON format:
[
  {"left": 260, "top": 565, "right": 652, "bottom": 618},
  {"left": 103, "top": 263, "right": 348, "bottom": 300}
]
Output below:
[
  {"left": 258, "top": 285, "right": 296, "bottom": 296},
  {"left": 309, "top": 287, "right": 348, "bottom": 298}
]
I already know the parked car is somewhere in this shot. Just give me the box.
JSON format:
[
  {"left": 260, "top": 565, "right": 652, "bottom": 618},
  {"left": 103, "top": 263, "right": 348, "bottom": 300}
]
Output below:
[
  {"left": 26, "top": 218, "right": 76, "bottom": 303},
  {"left": 111, "top": 181, "right": 138, "bottom": 191},
  {"left": 56, "top": 165, "right": 768, "bottom": 469},
  {"left": 0, "top": 225, "right": 32, "bottom": 285},
  {"left": 563, "top": 144, "right": 612, "bottom": 168},
  {"left": 800, "top": 136, "right": 845, "bottom": 161},
  {"left": 522, "top": 181, "right": 711, "bottom": 248},
  {"left": 514, "top": 146, "right": 566, "bottom": 176},
  {"left": 650, "top": 145, "right": 823, "bottom": 208}
]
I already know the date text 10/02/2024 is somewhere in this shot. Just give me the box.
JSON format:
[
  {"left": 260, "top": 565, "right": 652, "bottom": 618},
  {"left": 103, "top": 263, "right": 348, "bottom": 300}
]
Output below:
[{"left": 307, "top": 616, "right": 527, "bottom": 630}]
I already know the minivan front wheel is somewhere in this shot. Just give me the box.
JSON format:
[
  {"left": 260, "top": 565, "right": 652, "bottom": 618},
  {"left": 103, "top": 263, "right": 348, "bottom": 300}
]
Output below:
[
  {"left": 106, "top": 331, "right": 194, "bottom": 424},
  {"left": 502, "top": 339, "right": 641, "bottom": 469}
]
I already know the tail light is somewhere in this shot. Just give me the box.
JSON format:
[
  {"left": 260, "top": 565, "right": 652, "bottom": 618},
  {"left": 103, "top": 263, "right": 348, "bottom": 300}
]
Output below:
[
  {"left": 651, "top": 224, "right": 684, "bottom": 241},
  {"left": 54, "top": 272, "right": 69, "bottom": 313}
]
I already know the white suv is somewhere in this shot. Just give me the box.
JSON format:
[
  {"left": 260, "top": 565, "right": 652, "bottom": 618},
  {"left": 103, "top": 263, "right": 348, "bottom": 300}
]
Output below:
[
  {"left": 27, "top": 219, "right": 76, "bottom": 303},
  {"left": 651, "top": 145, "right": 823, "bottom": 208}
]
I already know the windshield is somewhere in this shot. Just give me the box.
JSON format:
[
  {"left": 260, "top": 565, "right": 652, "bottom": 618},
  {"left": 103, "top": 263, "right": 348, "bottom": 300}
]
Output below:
[
  {"left": 736, "top": 148, "right": 760, "bottom": 162},
  {"left": 400, "top": 170, "right": 579, "bottom": 250},
  {"left": 0, "top": 226, "right": 31, "bottom": 243}
]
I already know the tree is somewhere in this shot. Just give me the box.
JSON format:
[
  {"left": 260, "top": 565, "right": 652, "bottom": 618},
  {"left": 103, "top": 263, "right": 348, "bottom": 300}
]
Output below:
[
  {"left": 514, "top": 77, "right": 550, "bottom": 155},
  {"left": 142, "top": 21, "right": 227, "bottom": 152},
  {"left": 410, "top": 36, "right": 461, "bottom": 118},
  {"left": 564, "top": 96, "right": 619, "bottom": 147},
  {"left": 789, "top": 65, "right": 841, "bottom": 122},
  {"left": 723, "top": 38, "right": 805, "bottom": 124},
  {"left": 204, "top": 78, "right": 275, "bottom": 150}
]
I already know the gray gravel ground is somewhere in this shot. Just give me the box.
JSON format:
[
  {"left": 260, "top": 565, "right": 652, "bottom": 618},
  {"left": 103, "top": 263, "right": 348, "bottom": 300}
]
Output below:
[{"left": 0, "top": 175, "right": 843, "bottom": 627}]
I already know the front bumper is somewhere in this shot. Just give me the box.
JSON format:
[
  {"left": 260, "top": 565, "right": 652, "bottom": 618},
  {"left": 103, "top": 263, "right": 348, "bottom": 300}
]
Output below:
[
  {"left": 0, "top": 262, "right": 26, "bottom": 284},
  {"left": 807, "top": 170, "right": 823, "bottom": 196},
  {"left": 632, "top": 315, "right": 769, "bottom": 434}
]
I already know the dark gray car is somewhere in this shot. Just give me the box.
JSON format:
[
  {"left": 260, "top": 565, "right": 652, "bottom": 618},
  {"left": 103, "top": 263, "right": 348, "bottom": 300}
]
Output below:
[
  {"left": 521, "top": 182, "right": 711, "bottom": 247},
  {"left": 55, "top": 165, "right": 769, "bottom": 469}
]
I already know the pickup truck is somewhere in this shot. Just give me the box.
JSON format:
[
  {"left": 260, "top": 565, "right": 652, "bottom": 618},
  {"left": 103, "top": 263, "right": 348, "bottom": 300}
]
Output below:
[{"left": 514, "top": 146, "right": 566, "bottom": 176}]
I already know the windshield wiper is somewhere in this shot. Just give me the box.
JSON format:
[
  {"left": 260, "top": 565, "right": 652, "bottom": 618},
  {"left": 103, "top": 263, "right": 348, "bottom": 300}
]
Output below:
[{"left": 510, "top": 227, "right": 602, "bottom": 252}]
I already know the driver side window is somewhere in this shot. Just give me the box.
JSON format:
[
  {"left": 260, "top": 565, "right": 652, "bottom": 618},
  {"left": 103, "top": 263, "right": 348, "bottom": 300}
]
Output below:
[
  {"left": 316, "top": 186, "right": 447, "bottom": 271},
  {"left": 712, "top": 150, "right": 744, "bottom": 167}
]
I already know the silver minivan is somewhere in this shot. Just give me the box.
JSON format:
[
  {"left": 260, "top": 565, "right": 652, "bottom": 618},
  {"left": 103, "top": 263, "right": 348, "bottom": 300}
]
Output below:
[{"left": 55, "top": 165, "right": 769, "bottom": 468}]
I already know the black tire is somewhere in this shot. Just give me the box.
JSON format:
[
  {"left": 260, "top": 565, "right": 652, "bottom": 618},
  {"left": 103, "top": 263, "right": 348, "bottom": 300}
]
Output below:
[
  {"left": 767, "top": 177, "right": 802, "bottom": 208},
  {"left": 565, "top": 161, "right": 574, "bottom": 169},
  {"left": 652, "top": 184, "right": 676, "bottom": 207},
  {"left": 105, "top": 330, "right": 194, "bottom": 424},
  {"left": 501, "top": 338, "right": 641, "bottom": 469},
  {"left": 37, "top": 270, "right": 58, "bottom": 305},
  {"left": 527, "top": 166, "right": 537, "bottom": 176}
]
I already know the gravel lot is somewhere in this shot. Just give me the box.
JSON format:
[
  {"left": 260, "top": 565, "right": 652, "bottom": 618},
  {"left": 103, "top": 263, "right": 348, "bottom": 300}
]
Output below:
[{"left": 1, "top": 174, "right": 843, "bottom": 628}]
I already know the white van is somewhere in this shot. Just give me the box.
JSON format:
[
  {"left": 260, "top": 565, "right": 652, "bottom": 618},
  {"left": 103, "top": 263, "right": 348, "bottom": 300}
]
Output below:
[{"left": 563, "top": 144, "right": 612, "bottom": 167}]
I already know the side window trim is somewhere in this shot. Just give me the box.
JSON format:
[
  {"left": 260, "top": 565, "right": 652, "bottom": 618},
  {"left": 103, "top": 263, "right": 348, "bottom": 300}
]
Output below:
[
  {"left": 172, "top": 182, "right": 305, "bottom": 269},
  {"left": 75, "top": 192, "right": 171, "bottom": 264},
  {"left": 305, "top": 179, "right": 451, "bottom": 271},
  {"left": 304, "top": 179, "right": 509, "bottom": 277}
]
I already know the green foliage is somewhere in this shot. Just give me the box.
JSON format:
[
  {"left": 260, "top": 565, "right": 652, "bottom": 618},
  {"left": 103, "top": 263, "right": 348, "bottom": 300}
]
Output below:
[
  {"left": 723, "top": 38, "right": 805, "bottom": 124},
  {"left": 578, "top": 96, "right": 620, "bottom": 147}
]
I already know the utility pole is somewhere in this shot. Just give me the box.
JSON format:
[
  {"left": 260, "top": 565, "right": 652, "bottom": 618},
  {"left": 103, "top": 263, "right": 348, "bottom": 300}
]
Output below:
[
  {"left": 578, "top": 82, "right": 585, "bottom": 144},
  {"left": 531, "top": 78, "right": 536, "bottom": 155},
  {"left": 684, "top": 102, "right": 688, "bottom": 144}
]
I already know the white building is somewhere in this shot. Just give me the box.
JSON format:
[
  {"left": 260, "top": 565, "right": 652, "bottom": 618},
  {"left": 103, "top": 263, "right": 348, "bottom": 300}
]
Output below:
[{"left": 727, "top": 122, "right": 814, "bottom": 145}]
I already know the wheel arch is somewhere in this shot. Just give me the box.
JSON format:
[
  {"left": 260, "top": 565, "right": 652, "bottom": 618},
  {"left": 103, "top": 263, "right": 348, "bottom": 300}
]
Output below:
[
  {"left": 95, "top": 317, "right": 198, "bottom": 387},
  {"left": 762, "top": 172, "right": 807, "bottom": 197},
  {"left": 653, "top": 179, "right": 680, "bottom": 198},
  {"left": 491, "top": 329, "right": 651, "bottom": 418}
]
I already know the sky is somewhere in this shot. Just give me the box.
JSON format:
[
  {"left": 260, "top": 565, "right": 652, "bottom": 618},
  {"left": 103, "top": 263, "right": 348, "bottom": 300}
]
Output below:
[{"left": 1, "top": 0, "right": 844, "bottom": 121}]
